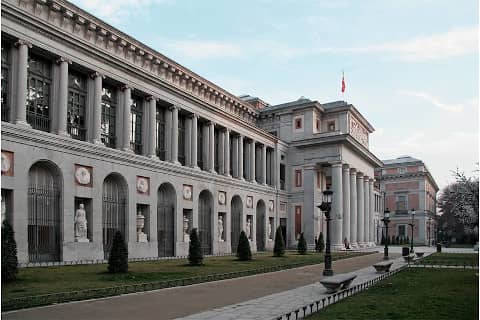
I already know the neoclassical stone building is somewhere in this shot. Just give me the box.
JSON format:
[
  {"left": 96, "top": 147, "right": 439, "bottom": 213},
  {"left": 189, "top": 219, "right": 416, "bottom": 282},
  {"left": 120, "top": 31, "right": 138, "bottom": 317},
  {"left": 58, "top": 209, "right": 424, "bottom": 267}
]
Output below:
[{"left": 1, "top": 0, "right": 382, "bottom": 265}]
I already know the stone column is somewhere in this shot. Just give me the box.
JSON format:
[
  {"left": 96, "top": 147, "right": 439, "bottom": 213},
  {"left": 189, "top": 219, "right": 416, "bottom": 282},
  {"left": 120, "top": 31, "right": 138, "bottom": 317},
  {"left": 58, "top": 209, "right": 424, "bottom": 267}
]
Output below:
[
  {"left": 190, "top": 114, "right": 198, "bottom": 169},
  {"left": 147, "top": 96, "right": 156, "bottom": 158},
  {"left": 90, "top": 72, "right": 103, "bottom": 144},
  {"left": 224, "top": 128, "right": 230, "bottom": 176},
  {"left": 14, "top": 40, "right": 32, "bottom": 127},
  {"left": 303, "top": 166, "right": 317, "bottom": 248},
  {"left": 208, "top": 121, "right": 215, "bottom": 172},
  {"left": 250, "top": 140, "right": 256, "bottom": 182},
  {"left": 331, "top": 162, "right": 343, "bottom": 249},
  {"left": 121, "top": 86, "right": 132, "bottom": 151},
  {"left": 56, "top": 57, "right": 71, "bottom": 136},
  {"left": 165, "top": 107, "right": 172, "bottom": 160},
  {"left": 171, "top": 106, "right": 180, "bottom": 164},
  {"left": 238, "top": 135, "right": 244, "bottom": 180},
  {"left": 218, "top": 128, "right": 224, "bottom": 174},
  {"left": 364, "top": 177, "right": 370, "bottom": 245},
  {"left": 369, "top": 179, "right": 375, "bottom": 245},
  {"left": 261, "top": 144, "right": 267, "bottom": 185},
  {"left": 349, "top": 169, "right": 358, "bottom": 248},
  {"left": 357, "top": 172, "right": 365, "bottom": 247},
  {"left": 232, "top": 134, "right": 238, "bottom": 177},
  {"left": 185, "top": 116, "right": 192, "bottom": 165},
  {"left": 342, "top": 164, "right": 351, "bottom": 247}
]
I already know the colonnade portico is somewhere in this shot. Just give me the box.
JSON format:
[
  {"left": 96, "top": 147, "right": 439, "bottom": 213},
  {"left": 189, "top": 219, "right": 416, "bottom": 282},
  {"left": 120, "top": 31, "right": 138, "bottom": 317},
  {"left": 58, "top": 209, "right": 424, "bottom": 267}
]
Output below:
[{"left": 303, "top": 161, "right": 377, "bottom": 250}]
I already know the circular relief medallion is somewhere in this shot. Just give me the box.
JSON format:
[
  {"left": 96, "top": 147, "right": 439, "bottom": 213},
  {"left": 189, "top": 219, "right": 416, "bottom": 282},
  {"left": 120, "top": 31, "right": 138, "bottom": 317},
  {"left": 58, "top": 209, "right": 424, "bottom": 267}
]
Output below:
[
  {"left": 246, "top": 196, "right": 253, "bottom": 208},
  {"left": 75, "top": 167, "right": 91, "bottom": 185},
  {"left": 1, "top": 153, "right": 10, "bottom": 173},
  {"left": 136, "top": 177, "right": 149, "bottom": 193},
  {"left": 269, "top": 201, "right": 274, "bottom": 211},
  {"left": 183, "top": 185, "right": 192, "bottom": 200},
  {"left": 218, "top": 192, "right": 226, "bottom": 205}
]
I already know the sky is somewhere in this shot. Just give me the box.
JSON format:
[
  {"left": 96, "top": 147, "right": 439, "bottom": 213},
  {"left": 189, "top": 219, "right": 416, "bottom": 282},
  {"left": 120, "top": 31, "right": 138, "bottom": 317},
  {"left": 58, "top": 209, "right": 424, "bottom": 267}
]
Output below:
[{"left": 71, "top": 0, "right": 479, "bottom": 190}]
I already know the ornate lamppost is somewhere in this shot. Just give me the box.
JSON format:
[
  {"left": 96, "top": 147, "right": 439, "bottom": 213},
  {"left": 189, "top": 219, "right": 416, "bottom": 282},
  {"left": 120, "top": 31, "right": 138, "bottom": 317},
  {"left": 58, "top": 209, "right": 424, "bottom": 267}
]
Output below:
[
  {"left": 382, "top": 208, "right": 391, "bottom": 260},
  {"left": 408, "top": 208, "right": 416, "bottom": 253},
  {"left": 317, "top": 187, "right": 333, "bottom": 276}
]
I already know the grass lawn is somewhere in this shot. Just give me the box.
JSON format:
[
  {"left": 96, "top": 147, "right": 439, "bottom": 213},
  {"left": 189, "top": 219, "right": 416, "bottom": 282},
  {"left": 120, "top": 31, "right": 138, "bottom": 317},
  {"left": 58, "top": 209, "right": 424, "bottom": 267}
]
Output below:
[
  {"left": 306, "top": 269, "right": 478, "bottom": 320},
  {"left": 421, "top": 253, "right": 479, "bottom": 265},
  {"left": 2, "top": 251, "right": 367, "bottom": 302}
]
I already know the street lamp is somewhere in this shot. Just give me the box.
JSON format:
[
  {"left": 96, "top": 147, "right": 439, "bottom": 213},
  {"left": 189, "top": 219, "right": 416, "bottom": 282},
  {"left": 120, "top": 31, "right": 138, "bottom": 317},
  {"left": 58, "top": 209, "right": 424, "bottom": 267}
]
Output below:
[
  {"left": 408, "top": 208, "right": 416, "bottom": 253},
  {"left": 382, "top": 208, "right": 391, "bottom": 260},
  {"left": 318, "top": 187, "right": 333, "bottom": 276}
]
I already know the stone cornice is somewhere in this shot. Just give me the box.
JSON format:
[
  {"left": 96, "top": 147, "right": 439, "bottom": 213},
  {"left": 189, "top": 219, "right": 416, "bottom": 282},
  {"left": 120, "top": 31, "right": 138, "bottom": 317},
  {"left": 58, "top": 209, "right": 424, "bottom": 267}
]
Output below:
[
  {"left": 380, "top": 171, "right": 439, "bottom": 192},
  {"left": 3, "top": 0, "right": 260, "bottom": 125},
  {"left": 1, "top": 123, "right": 277, "bottom": 194}
]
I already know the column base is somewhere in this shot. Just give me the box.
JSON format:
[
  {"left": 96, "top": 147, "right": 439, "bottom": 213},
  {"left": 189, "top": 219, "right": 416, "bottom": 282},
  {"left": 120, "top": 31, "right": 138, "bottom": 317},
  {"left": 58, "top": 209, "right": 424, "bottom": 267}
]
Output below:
[
  {"left": 331, "top": 244, "right": 345, "bottom": 251},
  {"left": 358, "top": 242, "right": 368, "bottom": 248},
  {"left": 92, "top": 139, "right": 105, "bottom": 146},
  {"left": 350, "top": 242, "right": 359, "bottom": 249},
  {"left": 224, "top": 173, "right": 232, "bottom": 178},
  {"left": 190, "top": 165, "right": 201, "bottom": 170},
  {"left": 122, "top": 148, "right": 134, "bottom": 153},
  {"left": 170, "top": 160, "right": 181, "bottom": 165},
  {"left": 57, "top": 131, "right": 70, "bottom": 138},
  {"left": 14, "top": 120, "right": 31, "bottom": 128},
  {"left": 208, "top": 169, "right": 216, "bottom": 174},
  {"left": 147, "top": 154, "right": 158, "bottom": 159}
]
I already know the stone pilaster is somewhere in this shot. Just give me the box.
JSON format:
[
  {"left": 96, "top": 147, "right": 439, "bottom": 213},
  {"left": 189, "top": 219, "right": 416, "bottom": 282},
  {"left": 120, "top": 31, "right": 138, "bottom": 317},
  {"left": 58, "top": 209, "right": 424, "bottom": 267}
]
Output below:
[
  {"left": 238, "top": 134, "right": 244, "bottom": 180},
  {"left": 185, "top": 115, "right": 192, "bottom": 165},
  {"left": 147, "top": 96, "right": 156, "bottom": 158},
  {"left": 369, "top": 178, "right": 375, "bottom": 245},
  {"left": 232, "top": 134, "right": 238, "bottom": 177},
  {"left": 342, "top": 164, "right": 351, "bottom": 247},
  {"left": 261, "top": 144, "right": 267, "bottom": 185},
  {"left": 357, "top": 172, "right": 365, "bottom": 247},
  {"left": 14, "top": 40, "right": 32, "bottom": 127},
  {"left": 349, "top": 169, "right": 358, "bottom": 247},
  {"left": 190, "top": 114, "right": 199, "bottom": 169},
  {"left": 331, "top": 162, "right": 343, "bottom": 249},
  {"left": 208, "top": 122, "right": 215, "bottom": 172},
  {"left": 121, "top": 85, "right": 132, "bottom": 152},
  {"left": 218, "top": 128, "right": 225, "bottom": 174},
  {"left": 56, "top": 57, "right": 71, "bottom": 136},
  {"left": 90, "top": 72, "right": 104, "bottom": 144},
  {"left": 303, "top": 165, "right": 317, "bottom": 248},
  {"left": 364, "top": 176, "right": 370, "bottom": 245},
  {"left": 250, "top": 139, "right": 256, "bottom": 182}
]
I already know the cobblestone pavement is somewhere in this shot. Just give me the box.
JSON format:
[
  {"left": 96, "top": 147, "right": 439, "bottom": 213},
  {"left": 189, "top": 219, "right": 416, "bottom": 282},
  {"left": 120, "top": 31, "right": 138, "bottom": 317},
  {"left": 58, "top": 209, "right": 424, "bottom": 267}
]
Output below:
[{"left": 3, "top": 250, "right": 395, "bottom": 320}]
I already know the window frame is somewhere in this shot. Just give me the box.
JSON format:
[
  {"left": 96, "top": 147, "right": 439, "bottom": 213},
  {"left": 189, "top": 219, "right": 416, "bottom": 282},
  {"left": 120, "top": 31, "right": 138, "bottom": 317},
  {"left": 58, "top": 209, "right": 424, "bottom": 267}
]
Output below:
[
  {"left": 26, "top": 53, "right": 52, "bottom": 132},
  {"left": 294, "top": 169, "right": 302, "bottom": 188},
  {"left": 101, "top": 84, "right": 117, "bottom": 148},
  {"left": 130, "top": 95, "right": 143, "bottom": 154},
  {"left": 67, "top": 70, "right": 87, "bottom": 140}
]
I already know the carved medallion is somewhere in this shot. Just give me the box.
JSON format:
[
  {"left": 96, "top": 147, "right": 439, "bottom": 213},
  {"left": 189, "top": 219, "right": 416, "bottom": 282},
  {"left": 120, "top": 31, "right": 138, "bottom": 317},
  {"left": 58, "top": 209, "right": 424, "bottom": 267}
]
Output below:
[
  {"left": 1, "top": 153, "right": 11, "bottom": 173},
  {"left": 136, "top": 176, "right": 149, "bottom": 194},
  {"left": 218, "top": 191, "right": 226, "bottom": 205},
  {"left": 183, "top": 184, "right": 193, "bottom": 200},
  {"left": 268, "top": 200, "right": 274, "bottom": 212},
  {"left": 246, "top": 196, "right": 253, "bottom": 208},
  {"left": 75, "top": 166, "right": 91, "bottom": 185}
]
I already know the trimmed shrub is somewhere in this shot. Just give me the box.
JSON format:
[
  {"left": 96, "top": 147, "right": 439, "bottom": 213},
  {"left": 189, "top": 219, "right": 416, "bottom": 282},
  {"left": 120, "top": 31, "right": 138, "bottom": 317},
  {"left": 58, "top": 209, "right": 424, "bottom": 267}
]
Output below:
[
  {"left": 2, "top": 219, "right": 18, "bottom": 282},
  {"left": 273, "top": 226, "right": 285, "bottom": 257},
  {"left": 297, "top": 232, "right": 307, "bottom": 255},
  {"left": 108, "top": 230, "right": 128, "bottom": 273},
  {"left": 236, "top": 230, "right": 252, "bottom": 261},
  {"left": 317, "top": 232, "right": 325, "bottom": 253},
  {"left": 188, "top": 228, "right": 203, "bottom": 265}
]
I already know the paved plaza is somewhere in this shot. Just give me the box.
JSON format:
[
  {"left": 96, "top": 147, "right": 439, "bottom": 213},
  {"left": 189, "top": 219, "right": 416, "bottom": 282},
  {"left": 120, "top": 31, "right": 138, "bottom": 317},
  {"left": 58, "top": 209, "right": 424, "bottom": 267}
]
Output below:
[{"left": 3, "top": 246, "right": 475, "bottom": 320}]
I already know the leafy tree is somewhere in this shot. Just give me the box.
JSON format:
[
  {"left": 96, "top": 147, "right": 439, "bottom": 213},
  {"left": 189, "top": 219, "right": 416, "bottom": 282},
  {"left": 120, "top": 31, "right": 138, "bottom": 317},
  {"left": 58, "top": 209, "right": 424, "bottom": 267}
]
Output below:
[
  {"left": 273, "top": 226, "right": 285, "bottom": 257},
  {"left": 236, "top": 230, "right": 252, "bottom": 261},
  {"left": 297, "top": 232, "right": 307, "bottom": 255},
  {"left": 108, "top": 230, "right": 128, "bottom": 273},
  {"left": 2, "top": 219, "right": 18, "bottom": 282},
  {"left": 438, "top": 168, "right": 479, "bottom": 243},
  {"left": 188, "top": 228, "right": 203, "bottom": 265},
  {"left": 316, "top": 232, "right": 325, "bottom": 253}
]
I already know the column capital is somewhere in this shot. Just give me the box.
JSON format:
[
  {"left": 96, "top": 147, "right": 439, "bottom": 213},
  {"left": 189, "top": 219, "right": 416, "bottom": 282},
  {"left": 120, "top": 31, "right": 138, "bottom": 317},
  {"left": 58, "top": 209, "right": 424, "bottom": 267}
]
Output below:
[
  {"left": 223, "top": 127, "right": 230, "bottom": 133},
  {"left": 89, "top": 71, "right": 105, "bottom": 79},
  {"left": 169, "top": 105, "right": 180, "bottom": 111},
  {"left": 303, "top": 165, "right": 317, "bottom": 171},
  {"left": 369, "top": 178, "right": 374, "bottom": 183},
  {"left": 356, "top": 171, "right": 364, "bottom": 178},
  {"left": 350, "top": 168, "right": 357, "bottom": 175},
  {"left": 146, "top": 95, "right": 157, "bottom": 102},
  {"left": 364, "top": 176, "right": 370, "bottom": 181},
  {"left": 342, "top": 163, "right": 350, "bottom": 171},
  {"left": 331, "top": 161, "right": 343, "bottom": 168},
  {"left": 120, "top": 84, "right": 132, "bottom": 91},
  {"left": 206, "top": 120, "right": 215, "bottom": 127},
  {"left": 14, "top": 39, "right": 32, "bottom": 48},
  {"left": 189, "top": 113, "right": 199, "bottom": 119},
  {"left": 56, "top": 56, "right": 72, "bottom": 65}
]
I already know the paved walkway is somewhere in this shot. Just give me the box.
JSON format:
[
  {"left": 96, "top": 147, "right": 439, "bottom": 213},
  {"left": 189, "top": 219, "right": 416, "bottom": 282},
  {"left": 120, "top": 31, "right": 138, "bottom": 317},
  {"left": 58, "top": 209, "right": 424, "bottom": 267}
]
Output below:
[{"left": 3, "top": 250, "right": 395, "bottom": 320}]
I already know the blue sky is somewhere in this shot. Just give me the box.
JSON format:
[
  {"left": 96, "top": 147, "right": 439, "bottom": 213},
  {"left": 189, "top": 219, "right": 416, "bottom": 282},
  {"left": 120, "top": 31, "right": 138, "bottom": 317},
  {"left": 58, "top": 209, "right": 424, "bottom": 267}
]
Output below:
[{"left": 72, "top": 0, "right": 478, "bottom": 189}]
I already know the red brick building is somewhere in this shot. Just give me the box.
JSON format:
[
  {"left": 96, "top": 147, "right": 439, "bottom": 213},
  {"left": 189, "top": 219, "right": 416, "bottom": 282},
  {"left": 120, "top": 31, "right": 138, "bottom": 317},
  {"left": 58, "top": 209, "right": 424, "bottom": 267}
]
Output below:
[{"left": 375, "top": 156, "right": 439, "bottom": 245}]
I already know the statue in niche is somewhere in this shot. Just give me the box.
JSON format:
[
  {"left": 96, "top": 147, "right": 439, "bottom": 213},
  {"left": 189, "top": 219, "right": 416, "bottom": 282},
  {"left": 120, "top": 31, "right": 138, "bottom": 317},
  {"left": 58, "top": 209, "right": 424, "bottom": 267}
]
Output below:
[
  {"left": 136, "top": 210, "right": 148, "bottom": 243},
  {"left": 218, "top": 215, "right": 224, "bottom": 241},
  {"left": 183, "top": 215, "right": 190, "bottom": 242},
  {"left": 268, "top": 219, "right": 273, "bottom": 240},
  {"left": 1, "top": 196, "right": 6, "bottom": 223},
  {"left": 246, "top": 217, "right": 252, "bottom": 240},
  {"left": 75, "top": 203, "right": 89, "bottom": 242}
]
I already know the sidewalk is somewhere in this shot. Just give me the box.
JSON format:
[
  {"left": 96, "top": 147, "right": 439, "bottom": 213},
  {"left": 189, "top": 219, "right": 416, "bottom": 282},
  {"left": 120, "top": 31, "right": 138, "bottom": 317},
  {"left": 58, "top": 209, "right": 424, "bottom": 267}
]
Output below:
[{"left": 3, "top": 251, "right": 393, "bottom": 320}]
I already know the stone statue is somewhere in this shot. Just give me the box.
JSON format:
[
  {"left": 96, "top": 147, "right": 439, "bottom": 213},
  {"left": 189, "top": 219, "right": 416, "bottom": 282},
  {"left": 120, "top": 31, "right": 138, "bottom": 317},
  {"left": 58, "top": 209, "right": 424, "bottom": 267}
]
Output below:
[
  {"left": 75, "top": 203, "right": 89, "bottom": 242},
  {"left": 1, "top": 195, "right": 6, "bottom": 223},
  {"left": 246, "top": 217, "right": 252, "bottom": 240},
  {"left": 268, "top": 219, "right": 273, "bottom": 240},
  {"left": 183, "top": 215, "right": 190, "bottom": 242},
  {"left": 218, "top": 215, "right": 224, "bottom": 241},
  {"left": 136, "top": 210, "right": 147, "bottom": 242}
]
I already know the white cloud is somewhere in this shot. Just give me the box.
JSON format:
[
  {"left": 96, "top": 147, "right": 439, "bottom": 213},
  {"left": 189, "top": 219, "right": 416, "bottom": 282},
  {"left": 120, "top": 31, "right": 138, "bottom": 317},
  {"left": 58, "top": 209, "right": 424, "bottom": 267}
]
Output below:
[
  {"left": 162, "top": 40, "right": 243, "bottom": 59},
  {"left": 398, "top": 90, "right": 465, "bottom": 113},
  {"left": 70, "top": 0, "right": 171, "bottom": 24},
  {"left": 317, "top": 26, "right": 478, "bottom": 62}
]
